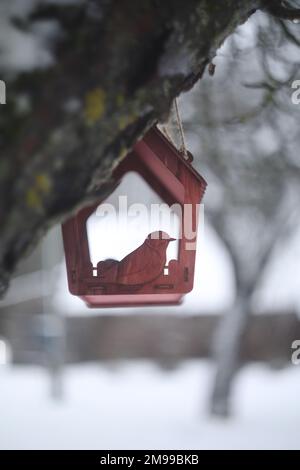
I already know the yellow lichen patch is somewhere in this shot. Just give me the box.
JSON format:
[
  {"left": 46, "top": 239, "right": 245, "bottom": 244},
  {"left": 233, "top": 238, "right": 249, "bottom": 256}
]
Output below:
[
  {"left": 26, "top": 173, "right": 52, "bottom": 210},
  {"left": 119, "top": 146, "right": 128, "bottom": 159},
  {"left": 84, "top": 88, "right": 106, "bottom": 125},
  {"left": 118, "top": 113, "right": 136, "bottom": 131},
  {"left": 116, "top": 93, "right": 125, "bottom": 107},
  {"left": 26, "top": 188, "right": 42, "bottom": 210},
  {"left": 35, "top": 173, "right": 51, "bottom": 193}
]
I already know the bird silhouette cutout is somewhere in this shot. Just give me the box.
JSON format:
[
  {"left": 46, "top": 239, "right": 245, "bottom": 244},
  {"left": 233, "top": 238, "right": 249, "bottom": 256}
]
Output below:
[{"left": 97, "top": 231, "right": 176, "bottom": 286}]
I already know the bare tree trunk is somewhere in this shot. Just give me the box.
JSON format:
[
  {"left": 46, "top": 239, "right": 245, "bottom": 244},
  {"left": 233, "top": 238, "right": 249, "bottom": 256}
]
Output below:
[
  {"left": 46, "top": 315, "right": 65, "bottom": 402},
  {"left": 210, "top": 294, "right": 251, "bottom": 417}
]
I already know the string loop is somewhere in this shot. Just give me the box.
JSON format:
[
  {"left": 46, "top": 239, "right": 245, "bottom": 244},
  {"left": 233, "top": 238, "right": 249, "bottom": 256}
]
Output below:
[
  {"left": 174, "top": 98, "right": 188, "bottom": 159},
  {"left": 161, "top": 98, "right": 189, "bottom": 160}
]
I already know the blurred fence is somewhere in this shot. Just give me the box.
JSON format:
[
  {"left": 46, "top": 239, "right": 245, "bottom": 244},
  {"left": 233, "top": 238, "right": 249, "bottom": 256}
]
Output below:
[{"left": 0, "top": 308, "right": 298, "bottom": 366}]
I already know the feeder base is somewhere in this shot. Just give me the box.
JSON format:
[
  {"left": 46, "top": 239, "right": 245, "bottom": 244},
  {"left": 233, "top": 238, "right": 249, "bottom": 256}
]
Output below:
[{"left": 81, "top": 293, "right": 183, "bottom": 308}]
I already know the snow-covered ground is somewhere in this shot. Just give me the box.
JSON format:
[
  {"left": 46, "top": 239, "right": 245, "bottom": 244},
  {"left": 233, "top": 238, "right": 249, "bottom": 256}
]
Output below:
[{"left": 0, "top": 360, "right": 299, "bottom": 450}]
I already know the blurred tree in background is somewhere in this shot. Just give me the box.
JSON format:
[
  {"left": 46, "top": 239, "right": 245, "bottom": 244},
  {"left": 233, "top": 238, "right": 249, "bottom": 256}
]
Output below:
[{"left": 177, "top": 9, "right": 300, "bottom": 416}]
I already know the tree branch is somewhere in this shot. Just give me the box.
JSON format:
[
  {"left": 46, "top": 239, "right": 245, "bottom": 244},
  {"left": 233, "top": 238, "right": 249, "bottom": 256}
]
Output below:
[{"left": 262, "top": 0, "right": 300, "bottom": 20}]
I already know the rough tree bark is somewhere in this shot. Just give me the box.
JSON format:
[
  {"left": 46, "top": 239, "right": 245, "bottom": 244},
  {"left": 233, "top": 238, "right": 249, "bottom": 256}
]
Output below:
[{"left": 0, "top": 0, "right": 299, "bottom": 295}]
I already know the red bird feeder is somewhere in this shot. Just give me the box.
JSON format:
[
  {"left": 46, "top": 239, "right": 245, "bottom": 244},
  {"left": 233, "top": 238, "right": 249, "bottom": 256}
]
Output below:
[{"left": 62, "top": 126, "right": 206, "bottom": 307}]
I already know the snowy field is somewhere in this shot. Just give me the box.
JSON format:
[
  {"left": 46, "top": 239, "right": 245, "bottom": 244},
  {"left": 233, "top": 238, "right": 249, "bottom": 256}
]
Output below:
[{"left": 0, "top": 360, "right": 299, "bottom": 450}]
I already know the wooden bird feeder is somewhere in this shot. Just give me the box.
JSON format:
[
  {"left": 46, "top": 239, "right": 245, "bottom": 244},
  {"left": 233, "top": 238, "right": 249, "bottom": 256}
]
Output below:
[{"left": 62, "top": 126, "right": 207, "bottom": 308}]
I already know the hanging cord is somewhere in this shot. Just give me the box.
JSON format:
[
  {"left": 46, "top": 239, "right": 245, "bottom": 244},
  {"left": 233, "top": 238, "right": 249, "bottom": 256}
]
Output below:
[
  {"left": 174, "top": 97, "right": 188, "bottom": 159},
  {"left": 160, "top": 98, "right": 189, "bottom": 160},
  {"left": 161, "top": 124, "right": 174, "bottom": 146}
]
